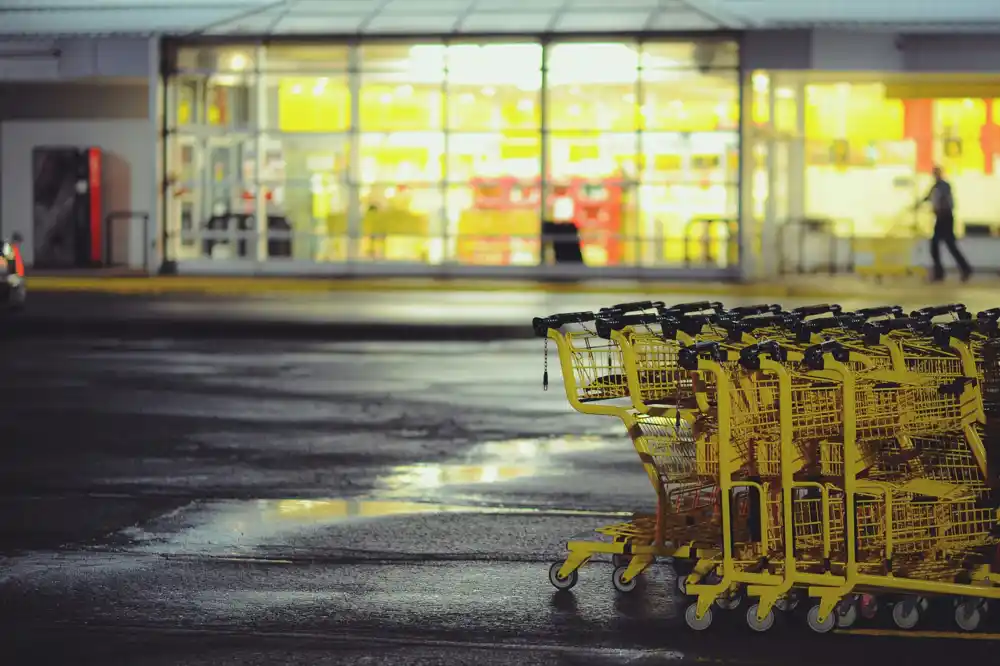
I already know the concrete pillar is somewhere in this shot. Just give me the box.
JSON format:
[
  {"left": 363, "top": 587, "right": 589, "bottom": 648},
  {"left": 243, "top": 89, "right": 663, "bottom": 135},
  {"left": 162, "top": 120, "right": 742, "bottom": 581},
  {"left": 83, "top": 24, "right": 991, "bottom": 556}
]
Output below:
[{"left": 147, "top": 36, "right": 162, "bottom": 274}]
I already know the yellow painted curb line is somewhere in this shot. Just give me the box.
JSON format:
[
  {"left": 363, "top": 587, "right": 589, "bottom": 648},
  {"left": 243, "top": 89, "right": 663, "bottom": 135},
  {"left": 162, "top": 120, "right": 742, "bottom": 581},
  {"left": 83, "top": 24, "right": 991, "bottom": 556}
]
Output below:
[
  {"left": 27, "top": 276, "right": 810, "bottom": 299},
  {"left": 28, "top": 277, "right": 792, "bottom": 297},
  {"left": 843, "top": 628, "right": 1000, "bottom": 641}
]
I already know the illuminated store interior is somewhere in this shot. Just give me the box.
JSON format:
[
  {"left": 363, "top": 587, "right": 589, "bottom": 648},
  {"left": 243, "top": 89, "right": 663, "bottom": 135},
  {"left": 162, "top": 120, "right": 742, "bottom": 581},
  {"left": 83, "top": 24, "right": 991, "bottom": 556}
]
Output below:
[
  {"left": 749, "top": 71, "right": 1000, "bottom": 240},
  {"left": 164, "top": 40, "right": 742, "bottom": 269}
]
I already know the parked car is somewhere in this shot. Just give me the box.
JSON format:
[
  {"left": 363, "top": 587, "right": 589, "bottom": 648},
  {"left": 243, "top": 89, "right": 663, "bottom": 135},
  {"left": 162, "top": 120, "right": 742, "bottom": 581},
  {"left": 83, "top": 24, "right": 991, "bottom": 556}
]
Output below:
[{"left": 1, "top": 235, "right": 25, "bottom": 310}]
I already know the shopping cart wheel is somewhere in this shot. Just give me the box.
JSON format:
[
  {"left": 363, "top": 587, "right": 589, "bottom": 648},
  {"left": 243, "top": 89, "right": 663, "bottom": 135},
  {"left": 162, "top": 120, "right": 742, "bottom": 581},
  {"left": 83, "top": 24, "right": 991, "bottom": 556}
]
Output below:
[
  {"left": 835, "top": 599, "right": 859, "bottom": 629},
  {"left": 611, "top": 565, "right": 639, "bottom": 593},
  {"left": 806, "top": 604, "right": 835, "bottom": 634},
  {"left": 954, "top": 600, "right": 985, "bottom": 632},
  {"left": 715, "top": 587, "right": 745, "bottom": 611},
  {"left": 684, "top": 602, "right": 714, "bottom": 631},
  {"left": 675, "top": 573, "right": 691, "bottom": 596},
  {"left": 891, "top": 599, "right": 921, "bottom": 630},
  {"left": 775, "top": 591, "right": 802, "bottom": 613},
  {"left": 548, "top": 562, "right": 579, "bottom": 591},
  {"left": 859, "top": 594, "right": 879, "bottom": 620},
  {"left": 745, "top": 604, "right": 775, "bottom": 632}
]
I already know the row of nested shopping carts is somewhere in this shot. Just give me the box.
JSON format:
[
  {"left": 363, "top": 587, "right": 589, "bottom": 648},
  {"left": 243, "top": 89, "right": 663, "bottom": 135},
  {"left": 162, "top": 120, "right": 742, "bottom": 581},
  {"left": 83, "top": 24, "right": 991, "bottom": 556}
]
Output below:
[{"left": 533, "top": 300, "right": 1000, "bottom": 633}]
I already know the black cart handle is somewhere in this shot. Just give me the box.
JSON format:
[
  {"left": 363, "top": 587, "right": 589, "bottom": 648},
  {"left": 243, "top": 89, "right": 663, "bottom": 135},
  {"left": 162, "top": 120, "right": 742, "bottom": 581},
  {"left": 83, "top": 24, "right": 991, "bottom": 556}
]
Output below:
[
  {"left": 722, "top": 313, "right": 792, "bottom": 341},
  {"left": 663, "top": 300, "right": 724, "bottom": 315},
  {"left": 795, "top": 315, "right": 856, "bottom": 342},
  {"left": 911, "top": 304, "right": 968, "bottom": 319},
  {"left": 678, "top": 341, "right": 724, "bottom": 370},
  {"left": 791, "top": 304, "right": 843, "bottom": 318},
  {"left": 854, "top": 305, "right": 905, "bottom": 319},
  {"left": 932, "top": 321, "right": 975, "bottom": 348},
  {"left": 599, "top": 300, "right": 666, "bottom": 316},
  {"left": 595, "top": 312, "right": 675, "bottom": 340},
  {"left": 532, "top": 311, "right": 596, "bottom": 337},
  {"left": 726, "top": 304, "right": 783, "bottom": 318},
  {"left": 978, "top": 308, "right": 1000, "bottom": 322},
  {"left": 803, "top": 340, "right": 849, "bottom": 370},
  {"left": 740, "top": 341, "right": 787, "bottom": 370},
  {"left": 861, "top": 317, "right": 931, "bottom": 345}
]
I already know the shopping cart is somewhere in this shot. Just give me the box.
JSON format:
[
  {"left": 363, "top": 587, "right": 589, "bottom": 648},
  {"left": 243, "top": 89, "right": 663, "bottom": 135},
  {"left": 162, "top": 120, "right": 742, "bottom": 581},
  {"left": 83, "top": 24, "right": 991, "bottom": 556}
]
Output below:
[{"left": 536, "top": 298, "right": 1000, "bottom": 635}]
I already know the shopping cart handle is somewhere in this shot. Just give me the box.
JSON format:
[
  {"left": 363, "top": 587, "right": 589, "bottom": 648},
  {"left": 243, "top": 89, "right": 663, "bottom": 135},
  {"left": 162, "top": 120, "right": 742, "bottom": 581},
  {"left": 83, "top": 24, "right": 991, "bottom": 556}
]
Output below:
[
  {"left": 531, "top": 311, "right": 596, "bottom": 337},
  {"left": 794, "top": 315, "right": 856, "bottom": 342},
  {"left": 854, "top": 305, "right": 905, "bottom": 319},
  {"left": 595, "top": 312, "right": 673, "bottom": 339},
  {"left": 599, "top": 300, "right": 666, "bottom": 316},
  {"left": 932, "top": 321, "right": 975, "bottom": 348},
  {"left": 803, "top": 340, "right": 849, "bottom": 369},
  {"left": 739, "top": 341, "right": 787, "bottom": 370},
  {"left": 978, "top": 308, "right": 1000, "bottom": 322},
  {"left": 910, "top": 304, "right": 969, "bottom": 320},
  {"left": 678, "top": 341, "right": 723, "bottom": 369},
  {"left": 662, "top": 301, "right": 724, "bottom": 315},
  {"left": 722, "top": 313, "right": 793, "bottom": 341},
  {"left": 791, "top": 304, "right": 843, "bottom": 318},
  {"left": 676, "top": 314, "right": 715, "bottom": 337},
  {"left": 726, "top": 304, "right": 783, "bottom": 318},
  {"left": 861, "top": 317, "right": 931, "bottom": 346},
  {"left": 976, "top": 317, "right": 1000, "bottom": 338}
]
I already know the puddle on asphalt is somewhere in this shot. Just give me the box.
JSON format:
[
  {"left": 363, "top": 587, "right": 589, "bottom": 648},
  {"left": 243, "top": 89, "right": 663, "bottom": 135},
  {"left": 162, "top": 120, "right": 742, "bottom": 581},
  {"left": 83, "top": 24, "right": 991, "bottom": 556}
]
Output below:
[
  {"left": 121, "top": 435, "right": 623, "bottom": 554},
  {"left": 378, "top": 435, "right": 615, "bottom": 495}
]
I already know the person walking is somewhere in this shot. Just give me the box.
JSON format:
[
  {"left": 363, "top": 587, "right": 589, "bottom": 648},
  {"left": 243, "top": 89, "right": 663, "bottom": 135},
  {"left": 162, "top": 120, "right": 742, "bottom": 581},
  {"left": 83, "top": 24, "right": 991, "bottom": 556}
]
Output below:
[{"left": 917, "top": 165, "right": 972, "bottom": 282}]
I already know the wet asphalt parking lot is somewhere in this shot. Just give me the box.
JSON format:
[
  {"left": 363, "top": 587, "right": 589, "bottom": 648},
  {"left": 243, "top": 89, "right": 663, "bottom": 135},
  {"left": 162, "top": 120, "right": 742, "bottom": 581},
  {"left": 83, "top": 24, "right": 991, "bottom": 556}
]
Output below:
[{"left": 6, "top": 291, "right": 1000, "bottom": 665}]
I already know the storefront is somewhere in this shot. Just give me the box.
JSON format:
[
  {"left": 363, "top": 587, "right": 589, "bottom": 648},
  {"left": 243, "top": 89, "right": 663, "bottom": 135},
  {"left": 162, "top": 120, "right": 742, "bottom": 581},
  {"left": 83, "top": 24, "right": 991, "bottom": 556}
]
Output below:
[
  {"left": 162, "top": 38, "right": 744, "bottom": 277},
  {"left": 742, "top": 68, "right": 1000, "bottom": 276}
]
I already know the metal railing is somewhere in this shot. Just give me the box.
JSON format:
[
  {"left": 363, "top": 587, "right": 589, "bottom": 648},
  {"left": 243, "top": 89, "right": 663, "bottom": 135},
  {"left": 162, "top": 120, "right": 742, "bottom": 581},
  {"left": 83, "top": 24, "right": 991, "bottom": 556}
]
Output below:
[
  {"left": 103, "top": 210, "right": 150, "bottom": 267},
  {"left": 776, "top": 217, "right": 856, "bottom": 276},
  {"left": 163, "top": 225, "right": 742, "bottom": 270}
]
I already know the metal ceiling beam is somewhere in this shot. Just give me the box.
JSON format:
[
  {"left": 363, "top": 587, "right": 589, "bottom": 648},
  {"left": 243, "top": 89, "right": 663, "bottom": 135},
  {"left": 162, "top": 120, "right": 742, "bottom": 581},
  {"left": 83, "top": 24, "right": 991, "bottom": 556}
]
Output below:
[
  {"left": 186, "top": 0, "right": 291, "bottom": 35},
  {"left": 674, "top": 0, "right": 745, "bottom": 28}
]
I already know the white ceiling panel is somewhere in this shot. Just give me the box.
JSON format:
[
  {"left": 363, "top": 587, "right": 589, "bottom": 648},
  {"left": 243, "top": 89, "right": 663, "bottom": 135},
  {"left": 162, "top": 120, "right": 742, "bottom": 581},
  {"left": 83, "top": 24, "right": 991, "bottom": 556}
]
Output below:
[
  {"left": 7, "top": 0, "right": 1000, "bottom": 36},
  {"left": 710, "top": 0, "right": 1000, "bottom": 25},
  {"left": 265, "top": 14, "right": 368, "bottom": 34},
  {"left": 363, "top": 13, "right": 463, "bottom": 33},
  {"left": 458, "top": 11, "right": 557, "bottom": 32},
  {"left": 553, "top": 11, "right": 654, "bottom": 32},
  {"left": 645, "top": 10, "right": 725, "bottom": 31},
  {"left": 0, "top": 8, "right": 243, "bottom": 34}
]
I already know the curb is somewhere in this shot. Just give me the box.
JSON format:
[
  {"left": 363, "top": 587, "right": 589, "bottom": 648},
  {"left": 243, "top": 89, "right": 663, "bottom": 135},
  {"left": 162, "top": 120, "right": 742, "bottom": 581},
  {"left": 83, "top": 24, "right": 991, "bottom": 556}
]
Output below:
[
  {"left": 0, "top": 316, "right": 535, "bottom": 342},
  {"left": 25, "top": 276, "right": 852, "bottom": 300}
]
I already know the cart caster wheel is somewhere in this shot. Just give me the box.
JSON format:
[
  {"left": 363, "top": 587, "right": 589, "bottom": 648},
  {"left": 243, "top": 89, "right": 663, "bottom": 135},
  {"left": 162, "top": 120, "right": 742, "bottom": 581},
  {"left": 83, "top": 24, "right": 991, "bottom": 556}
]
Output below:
[
  {"left": 612, "top": 565, "right": 638, "bottom": 593},
  {"left": 775, "top": 591, "right": 802, "bottom": 613},
  {"left": 612, "top": 554, "right": 631, "bottom": 568},
  {"left": 807, "top": 604, "right": 836, "bottom": 634},
  {"left": 684, "top": 603, "right": 713, "bottom": 631},
  {"left": 892, "top": 599, "right": 921, "bottom": 630},
  {"left": 548, "top": 562, "right": 578, "bottom": 591},
  {"left": 675, "top": 574, "right": 690, "bottom": 596},
  {"left": 746, "top": 604, "right": 775, "bottom": 632},
  {"left": 716, "top": 587, "right": 744, "bottom": 611},
  {"left": 859, "top": 594, "right": 879, "bottom": 620},
  {"left": 955, "top": 601, "right": 984, "bottom": 632},
  {"left": 836, "top": 600, "right": 859, "bottom": 629}
]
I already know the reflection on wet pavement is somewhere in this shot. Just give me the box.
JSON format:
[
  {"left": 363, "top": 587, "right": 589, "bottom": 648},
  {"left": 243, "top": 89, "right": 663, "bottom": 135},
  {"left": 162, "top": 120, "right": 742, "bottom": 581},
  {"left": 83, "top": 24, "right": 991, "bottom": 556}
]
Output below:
[
  {"left": 378, "top": 436, "right": 616, "bottom": 498},
  {"left": 119, "top": 435, "right": 629, "bottom": 558}
]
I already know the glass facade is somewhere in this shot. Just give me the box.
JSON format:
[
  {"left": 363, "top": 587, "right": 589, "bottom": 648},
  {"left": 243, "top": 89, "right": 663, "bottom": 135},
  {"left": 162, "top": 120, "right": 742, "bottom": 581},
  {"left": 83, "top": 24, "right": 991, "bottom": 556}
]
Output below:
[
  {"left": 747, "top": 71, "right": 1000, "bottom": 276},
  {"left": 163, "top": 39, "right": 741, "bottom": 270}
]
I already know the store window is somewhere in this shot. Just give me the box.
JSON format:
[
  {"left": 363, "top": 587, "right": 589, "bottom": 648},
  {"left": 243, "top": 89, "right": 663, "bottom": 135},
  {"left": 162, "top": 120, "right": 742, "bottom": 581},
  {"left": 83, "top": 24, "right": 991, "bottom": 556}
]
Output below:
[
  {"left": 445, "top": 42, "right": 542, "bottom": 266},
  {"left": 354, "top": 43, "right": 446, "bottom": 263},
  {"left": 172, "top": 46, "right": 257, "bottom": 130},
  {"left": 802, "top": 80, "right": 1000, "bottom": 240}
]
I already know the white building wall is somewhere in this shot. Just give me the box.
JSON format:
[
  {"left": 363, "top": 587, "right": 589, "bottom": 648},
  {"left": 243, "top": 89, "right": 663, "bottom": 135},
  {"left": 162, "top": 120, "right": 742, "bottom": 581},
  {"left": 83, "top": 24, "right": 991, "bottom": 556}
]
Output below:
[{"left": 1, "top": 120, "right": 153, "bottom": 268}]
